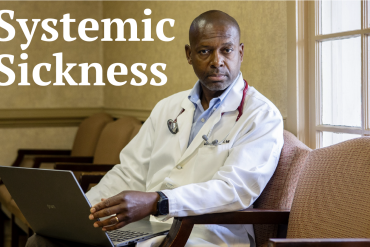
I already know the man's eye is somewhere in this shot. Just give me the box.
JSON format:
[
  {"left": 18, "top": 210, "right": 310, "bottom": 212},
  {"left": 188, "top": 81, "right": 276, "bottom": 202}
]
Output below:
[
  {"left": 200, "top": 50, "right": 209, "bottom": 55},
  {"left": 225, "top": 48, "right": 233, "bottom": 53}
]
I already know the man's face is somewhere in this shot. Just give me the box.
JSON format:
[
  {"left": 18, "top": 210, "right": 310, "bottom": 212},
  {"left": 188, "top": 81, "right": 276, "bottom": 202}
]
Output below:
[{"left": 186, "top": 22, "right": 244, "bottom": 91}]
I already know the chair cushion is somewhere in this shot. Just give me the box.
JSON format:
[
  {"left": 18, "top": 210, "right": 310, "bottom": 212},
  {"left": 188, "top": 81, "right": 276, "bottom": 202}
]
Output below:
[
  {"left": 71, "top": 112, "right": 113, "bottom": 157},
  {"left": 287, "top": 137, "right": 370, "bottom": 239},
  {"left": 253, "top": 130, "right": 311, "bottom": 247},
  {"left": 93, "top": 116, "right": 142, "bottom": 164}
]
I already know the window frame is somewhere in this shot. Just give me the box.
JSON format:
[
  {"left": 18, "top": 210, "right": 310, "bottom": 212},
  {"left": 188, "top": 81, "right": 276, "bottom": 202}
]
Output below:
[
  {"left": 286, "top": 0, "right": 369, "bottom": 149},
  {"left": 307, "top": 0, "right": 370, "bottom": 148}
]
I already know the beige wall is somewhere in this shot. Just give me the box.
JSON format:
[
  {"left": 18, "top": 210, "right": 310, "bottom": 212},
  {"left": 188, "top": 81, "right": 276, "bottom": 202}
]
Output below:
[
  {"left": 0, "top": 1, "right": 103, "bottom": 166},
  {"left": 0, "top": 1, "right": 104, "bottom": 109},
  {"left": 103, "top": 1, "right": 287, "bottom": 118},
  {"left": 0, "top": 1, "right": 287, "bottom": 113},
  {"left": 0, "top": 127, "right": 77, "bottom": 167},
  {"left": 0, "top": 1, "right": 287, "bottom": 166}
]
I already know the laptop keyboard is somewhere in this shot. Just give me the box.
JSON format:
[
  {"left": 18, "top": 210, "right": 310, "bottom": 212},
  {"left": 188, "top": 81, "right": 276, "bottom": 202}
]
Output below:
[{"left": 107, "top": 229, "right": 149, "bottom": 242}]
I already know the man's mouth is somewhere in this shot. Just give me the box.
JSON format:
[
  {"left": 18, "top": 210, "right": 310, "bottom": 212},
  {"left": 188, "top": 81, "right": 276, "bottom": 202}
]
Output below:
[{"left": 208, "top": 74, "right": 227, "bottom": 81}]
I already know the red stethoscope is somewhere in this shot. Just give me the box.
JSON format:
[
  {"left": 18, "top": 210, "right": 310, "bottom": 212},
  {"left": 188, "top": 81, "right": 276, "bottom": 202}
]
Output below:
[{"left": 167, "top": 80, "right": 249, "bottom": 146}]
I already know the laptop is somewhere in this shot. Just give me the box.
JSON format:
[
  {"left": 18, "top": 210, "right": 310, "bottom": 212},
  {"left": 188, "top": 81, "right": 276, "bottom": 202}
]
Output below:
[{"left": 0, "top": 166, "right": 171, "bottom": 246}]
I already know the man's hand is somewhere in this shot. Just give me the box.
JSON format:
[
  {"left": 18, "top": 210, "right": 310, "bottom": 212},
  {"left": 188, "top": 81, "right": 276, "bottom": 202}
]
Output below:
[{"left": 88, "top": 191, "right": 159, "bottom": 231}]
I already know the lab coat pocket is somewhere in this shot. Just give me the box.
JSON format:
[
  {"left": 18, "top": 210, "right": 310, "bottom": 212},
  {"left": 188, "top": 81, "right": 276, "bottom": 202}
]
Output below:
[
  {"left": 197, "top": 143, "right": 231, "bottom": 156},
  {"left": 194, "top": 144, "right": 231, "bottom": 180}
]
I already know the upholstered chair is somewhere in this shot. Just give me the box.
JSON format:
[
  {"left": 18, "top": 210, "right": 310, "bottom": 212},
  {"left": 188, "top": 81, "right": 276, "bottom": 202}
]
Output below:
[
  {"left": 253, "top": 130, "right": 311, "bottom": 247},
  {"left": 158, "top": 130, "right": 311, "bottom": 247},
  {"left": 159, "top": 137, "right": 370, "bottom": 247},
  {"left": 269, "top": 137, "right": 370, "bottom": 246},
  {"left": 54, "top": 116, "right": 142, "bottom": 191}
]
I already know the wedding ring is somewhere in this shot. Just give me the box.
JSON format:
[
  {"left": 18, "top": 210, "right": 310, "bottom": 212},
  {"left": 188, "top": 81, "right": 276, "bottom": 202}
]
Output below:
[{"left": 115, "top": 216, "right": 119, "bottom": 223}]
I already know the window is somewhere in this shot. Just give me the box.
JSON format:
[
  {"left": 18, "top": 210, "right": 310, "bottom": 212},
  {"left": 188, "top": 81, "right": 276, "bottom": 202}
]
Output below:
[{"left": 309, "top": 0, "right": 367, "bottom": 148}]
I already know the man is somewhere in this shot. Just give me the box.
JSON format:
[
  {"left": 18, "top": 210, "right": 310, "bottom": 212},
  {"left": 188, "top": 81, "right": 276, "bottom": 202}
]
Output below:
[{"left": 27, "top": 10, "right": 283, "bottom": 247}]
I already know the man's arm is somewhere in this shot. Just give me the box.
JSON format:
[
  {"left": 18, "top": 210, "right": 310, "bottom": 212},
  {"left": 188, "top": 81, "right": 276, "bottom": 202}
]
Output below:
[
  {"left": 161, "top": 107, "right": 283, "bottom": 219},
  {"left": 87, "top": 101, "right": 283, "bottom": 230},
  {"left": 85, "top": 114, "right": 155, "bottom": 206},
  {"left": 85, "top": 114, "right": 160, "bottom": 231}
]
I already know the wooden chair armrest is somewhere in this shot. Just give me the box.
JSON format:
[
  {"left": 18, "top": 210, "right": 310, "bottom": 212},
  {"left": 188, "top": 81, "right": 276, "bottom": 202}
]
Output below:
[
  {"left": 33, "top": 156, "right": 93, "bottom": 168},
  {"left": 159, "top": 209, "right": 290, "bottom": 247},
  {"left": 55, "top": 163, "right": 115, "bottom": 172},
  {"left": 181, "top": 209, "right": 290, "bottom": 225},
  {"left": 11, "top": 149, "right": 72, "bottom": 166},
  {"left": 79, "top": 173, "right": 106, "bottom": 193},
  {"left": 268, "top": 238, "right": 370, "bottom": 247}
]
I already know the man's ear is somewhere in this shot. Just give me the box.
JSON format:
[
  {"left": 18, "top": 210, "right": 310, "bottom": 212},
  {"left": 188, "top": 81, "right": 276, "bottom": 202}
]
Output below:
[
  {"left": 185, "top": 44, "right": 192, "bottom": 65},
  {"left": 239, "top": 43, "right": 244, "bottom": 62}
]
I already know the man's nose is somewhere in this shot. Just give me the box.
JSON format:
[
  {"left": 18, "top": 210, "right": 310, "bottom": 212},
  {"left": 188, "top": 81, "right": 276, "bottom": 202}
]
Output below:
[{"left": 210, "top": 51, "right": 224, "bottom": 68}]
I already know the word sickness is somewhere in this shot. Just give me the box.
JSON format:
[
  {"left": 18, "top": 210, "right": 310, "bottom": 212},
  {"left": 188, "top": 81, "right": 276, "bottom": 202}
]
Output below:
[{"left": 0, "top": 9, "right": 174, "bottom": 86}]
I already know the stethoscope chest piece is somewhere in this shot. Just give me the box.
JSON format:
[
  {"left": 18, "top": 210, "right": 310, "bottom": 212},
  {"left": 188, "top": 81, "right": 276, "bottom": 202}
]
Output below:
[{"left": 167, "top": 119, "right": 179, "bottom": 134}]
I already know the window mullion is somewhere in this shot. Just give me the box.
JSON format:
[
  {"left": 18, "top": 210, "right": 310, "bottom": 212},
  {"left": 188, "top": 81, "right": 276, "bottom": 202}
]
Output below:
[
  {"left": 308, "top": 0, "right": 316, "bottom": 148},
  {"left": 312, "top": 0, "right": 364, "bottom": 148},
  {"left": 313, "top": 0, "right": 321, "bottom": 148},
  {"left": 362, "top": 34, "right": 367, "bottom": 134},
  {"left": 363, "top": 0, "right": 369, "bottom": 134},
  {"left": 362, "top": 0, "right": 365, "bottom": 30}
]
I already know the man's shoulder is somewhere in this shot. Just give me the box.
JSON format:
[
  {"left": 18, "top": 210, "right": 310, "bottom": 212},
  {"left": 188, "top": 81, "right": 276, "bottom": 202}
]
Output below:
[
  {"left": 160, "top": 89, "right": 191, "bottom": 105},
  {"left": 245, "top": 86, "right": 281, "bottom": 115},
  {"left": 150, "top": 89, "right": 191, "bottom": 117}
]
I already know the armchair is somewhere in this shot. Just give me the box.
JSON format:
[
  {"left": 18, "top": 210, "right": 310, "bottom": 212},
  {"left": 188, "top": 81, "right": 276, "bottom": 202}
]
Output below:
[
  {"left": 268, "top": 137, "right": 370, "bottom": 246},
  {"left": 268, "top": 238, "right": 370, "bottom": 247},
  {"left": 55, "top": 116, "right": 143, "bottom": 193},
  {"left": 161, "top": 137, "right": 370, "bottom": 247},
  {"left": 4, "top": 112, "right": 113, "bottom": 169},
  {"left": 159, "top": 209, "right": 290, "bottom": 247},
  {"left": 160, "top": 130, "right": 311, "bottom": 247},
  {"left": 54, "top": 164, "right": 113, "bottom": 192}
]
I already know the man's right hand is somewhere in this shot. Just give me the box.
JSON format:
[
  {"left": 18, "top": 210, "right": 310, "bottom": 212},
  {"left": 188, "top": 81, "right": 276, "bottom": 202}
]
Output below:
[{"left": 88, "top": 190, "right": 159, "bottom": 231}]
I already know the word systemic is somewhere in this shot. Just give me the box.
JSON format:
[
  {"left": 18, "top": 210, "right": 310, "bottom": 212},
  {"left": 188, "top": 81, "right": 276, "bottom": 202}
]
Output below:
[{"left": 0, "top": 9, "right": 173, "bottom": 86}]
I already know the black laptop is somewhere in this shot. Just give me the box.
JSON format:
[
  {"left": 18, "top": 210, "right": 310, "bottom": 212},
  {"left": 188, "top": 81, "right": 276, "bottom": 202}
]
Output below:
[{"left": 0, "top": 166, "right": 170, "bottom": 247}]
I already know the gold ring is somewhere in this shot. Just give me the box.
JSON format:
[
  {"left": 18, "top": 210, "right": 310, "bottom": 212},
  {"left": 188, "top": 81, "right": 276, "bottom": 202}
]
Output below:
[{"left": 115, "top": 216, "right": 119, "bottom": 223}]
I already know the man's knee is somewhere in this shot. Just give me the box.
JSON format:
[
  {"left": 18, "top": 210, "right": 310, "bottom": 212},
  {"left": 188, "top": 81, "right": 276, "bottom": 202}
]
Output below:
[
  {"left": 26, "top": 234, "right": 48, "bottom": 247},
  {"left": 26, "top": 233, "right": 97, "bottom": 247},
  {"left": 26, "top": 234, "right": 67, "bottom": 247}
]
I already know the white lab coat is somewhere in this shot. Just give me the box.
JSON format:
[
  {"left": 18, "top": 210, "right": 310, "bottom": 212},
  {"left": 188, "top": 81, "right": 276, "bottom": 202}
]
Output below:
[{"left": 86, "top": 73, "right": 284, "bottom": 247}]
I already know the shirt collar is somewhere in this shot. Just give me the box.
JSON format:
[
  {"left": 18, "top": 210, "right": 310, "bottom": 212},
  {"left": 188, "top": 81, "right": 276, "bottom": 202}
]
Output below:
[{"left": 188, "top": 72, "right": 241, "bottom": 108}]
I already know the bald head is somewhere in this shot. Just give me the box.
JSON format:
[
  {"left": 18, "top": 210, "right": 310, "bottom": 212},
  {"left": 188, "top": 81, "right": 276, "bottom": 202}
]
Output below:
[
  {"left": 185, "top": 10, "right": 244, "bottom": 93},
  {"left": 189, "top": 10, "right": 240, "bottom": 46}
]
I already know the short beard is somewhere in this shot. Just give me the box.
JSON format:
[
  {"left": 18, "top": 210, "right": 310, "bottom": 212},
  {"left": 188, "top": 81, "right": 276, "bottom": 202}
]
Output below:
[{"left": 200, "top": 80, "right": 233, "bottom": 92}]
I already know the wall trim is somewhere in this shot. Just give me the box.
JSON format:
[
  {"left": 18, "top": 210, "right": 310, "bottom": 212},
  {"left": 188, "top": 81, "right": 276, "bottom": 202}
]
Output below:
[
  {"left": 104, "top": 108, "right": 151, "bottom": 122},
  {"left": 0, "top": 107, "right": 285, "bottom": 128},
  {"left": 0, "top": 108, "right": 103, "bottom": 128},
  {"left": 0, "top": 108, "right": 152, "bottom": 128}
]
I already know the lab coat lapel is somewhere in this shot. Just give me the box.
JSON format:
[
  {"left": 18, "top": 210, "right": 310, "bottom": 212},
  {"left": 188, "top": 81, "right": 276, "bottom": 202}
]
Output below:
[
  {"left": 176, "top": 97, "right": 195, "bottom": 156},
  {"left": 177, "top": 108, "right": 222, "bottom": 165},
  {"left": 219, "top": 73, "right": 245, "bottom": 113},
  {"left": 176, "top": 74, "right": 245, "bottom": 165}
]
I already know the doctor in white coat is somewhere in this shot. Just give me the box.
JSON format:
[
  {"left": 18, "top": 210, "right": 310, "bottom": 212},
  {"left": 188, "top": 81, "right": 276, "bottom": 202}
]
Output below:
[
  {"left": 85, "top": 10, "right": 284, "bottom": 247},
  {"left": 26, "top": 10, "right": 284, "bottom": 247}
]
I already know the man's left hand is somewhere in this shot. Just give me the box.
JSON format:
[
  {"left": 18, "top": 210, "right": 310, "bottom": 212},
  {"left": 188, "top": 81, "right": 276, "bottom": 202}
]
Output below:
[{"left": 88, "top": 191, "right": 159, "bottom": 231}]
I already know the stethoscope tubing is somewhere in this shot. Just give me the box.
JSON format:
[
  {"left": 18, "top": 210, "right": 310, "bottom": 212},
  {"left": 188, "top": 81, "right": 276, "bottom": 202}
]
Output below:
[{"left": 168, "top": 80, "right": 249, "bottom": 145}]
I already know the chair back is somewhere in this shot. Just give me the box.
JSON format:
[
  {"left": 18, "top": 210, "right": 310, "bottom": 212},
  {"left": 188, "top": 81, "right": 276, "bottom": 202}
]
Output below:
[
  {"left": 287, "top": 137, "right": 370, "bottom": 238},
  {"left": 92, "top": 116, "right": 142, "bottom": 164},
  {"left": 253, "top": 130, "right": 311, "bottom": 247},
  {"left": 71, "top": 112, "right": 113, "bottom": 157}
]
